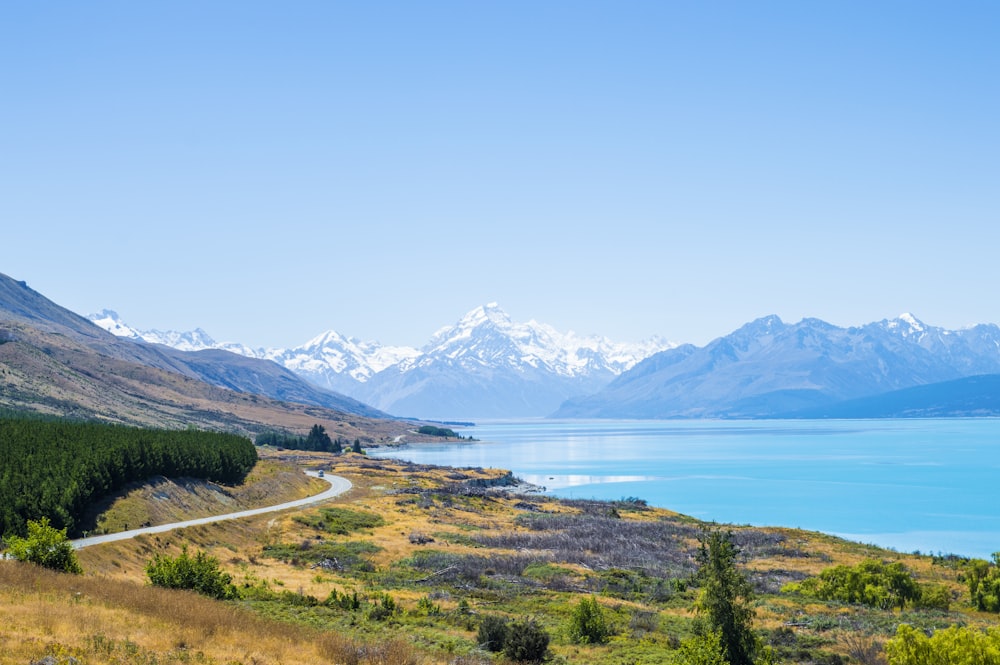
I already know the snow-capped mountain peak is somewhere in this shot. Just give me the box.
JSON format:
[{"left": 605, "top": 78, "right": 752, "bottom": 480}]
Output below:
[
  {"left": 89, "top": 310, "right": 220, "bottom": 351},
  {"left": 89, "top": 304, "right": 675, "bottom": 418},
  {"left": 417, "top": 304, "right": 674, "bottom": 377},
  {"left": 89, "top": 309, "right": 143, "bottom": 339},
  {"left": 880, "top": 313, "right": 932, "bottom": 341}
]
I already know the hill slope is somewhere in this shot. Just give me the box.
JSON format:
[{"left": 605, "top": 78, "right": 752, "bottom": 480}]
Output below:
[
  {"left": 0, "top": 273, "right": 387, "bottom": 419},
  {"left": 0, "top": 274, "right": 401, "bottom": 439},
  {"left": 782, "top": 373, "right": 1000, "bottom": 419}
]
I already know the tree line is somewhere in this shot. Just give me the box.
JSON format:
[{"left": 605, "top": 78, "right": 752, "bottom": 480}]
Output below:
[
  {"left": 0, "top": 417, "right": 258, "bottom": 539},
  {"left": 256, "top": 424, "right": 363, "bottom": 454}
]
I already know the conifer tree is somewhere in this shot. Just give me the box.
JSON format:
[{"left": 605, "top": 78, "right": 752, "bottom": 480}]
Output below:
[{"left": 695, "top": 530, "right": 760, "bottom": 665}]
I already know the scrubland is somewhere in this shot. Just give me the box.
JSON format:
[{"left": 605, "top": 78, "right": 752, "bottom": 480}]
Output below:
[{"left": 2, "top": 449, "right": 996, "bottom": 664}]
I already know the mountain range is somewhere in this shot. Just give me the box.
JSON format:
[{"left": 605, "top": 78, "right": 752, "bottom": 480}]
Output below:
[
  {"left": 554, "top": 314, "right": 1000, "bottom": 419},
  {"left": 9, "top": 270, "right": 1000, "bottom": 423},
  {"left": 90, "top": 303, "right": 673, "bottom": 419}
]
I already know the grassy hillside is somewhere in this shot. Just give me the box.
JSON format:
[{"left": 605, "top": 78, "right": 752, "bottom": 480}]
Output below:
[
  {"left": 3, "top": 450, "right": 998, "bottom": 664},
  {"left": 0, "top": 319, "right": 411, "bottom": 442}
]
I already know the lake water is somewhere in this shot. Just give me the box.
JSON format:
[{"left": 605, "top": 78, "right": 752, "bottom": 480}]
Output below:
[{"left": 369, "top": 419, "right": 1000, "bottom": 559}]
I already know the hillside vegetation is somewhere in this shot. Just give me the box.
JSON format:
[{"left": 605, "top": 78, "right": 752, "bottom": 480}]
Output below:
[
  {"left": 5, "top": 449, "right": 999, "bottom": 664},
  {"left": 0, "top": 418, "right": 257, "bottom": 538}
]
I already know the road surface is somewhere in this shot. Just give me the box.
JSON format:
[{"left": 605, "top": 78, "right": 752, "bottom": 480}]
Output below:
[{"left": 71, "top": 470, "right": 351, "bottom": 549}]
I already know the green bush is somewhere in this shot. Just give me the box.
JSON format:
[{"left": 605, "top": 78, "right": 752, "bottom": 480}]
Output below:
[
  {"left": 477, "top": 614, "right": 509, "bottom": 652},
  {"left": 4, "top": 517, "right": 82, "bottom": 574},
  {"left": 885, "top": 624, "right": 1000, "bottom": 664},
  {"left": 915, "top": 583, "right": 952, "bottom": 611},
  {"left": 503, "top": 619, "right": 549, "bottom": 663},
  {"left": 783, "top": 559, "right": 920, "bottom": 610},
  {"left": 967, "top": 554, "right": 1000, "bottom": 612},
  {"left": 367, "top": 592, "right": 399, "bottom": 621},
  {"left": 145, "top": 546, "right": 236, "bottom": 599},
  {"left": 568, "top": 595, "right": 611, "bottom": 644}
]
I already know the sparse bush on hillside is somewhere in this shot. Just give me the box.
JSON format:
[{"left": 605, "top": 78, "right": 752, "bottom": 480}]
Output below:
[
  {"left": 503, "top": 619, "right": 550, "bottom": 663},
  {"left": 568, "top": 595, "right": 611, "bottom": 644},
  {"left": 885, "top": 624, "right": 1000, "bottom": 665},
  {"left": 966, "top": 554, "right": 1000, "bottom": 612},
  {"left": 783, "top": 559, "right": 922, "bottom": 610},
  {"left": 477, "top": 614, "right": 509, "bottom": 652},
  {"left": 145, "top": 546, "right": 237, "bottom": 599},
  {"left": 3, "top": 517, "right": 82, "bottom": 574}
]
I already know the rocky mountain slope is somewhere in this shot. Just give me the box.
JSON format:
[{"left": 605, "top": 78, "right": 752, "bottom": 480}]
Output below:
[{"left": 554, "top": 314, "right": 1000, "bottom": 419}]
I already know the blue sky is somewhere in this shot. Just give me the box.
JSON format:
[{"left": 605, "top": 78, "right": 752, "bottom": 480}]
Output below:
[{"left": 2, "top": 2, "right": 998, "bottom": 348}]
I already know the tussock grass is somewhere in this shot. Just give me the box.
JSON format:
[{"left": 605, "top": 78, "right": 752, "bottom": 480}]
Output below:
[{"left": 0, "top": 560, "right": 423, "bottom": 665}]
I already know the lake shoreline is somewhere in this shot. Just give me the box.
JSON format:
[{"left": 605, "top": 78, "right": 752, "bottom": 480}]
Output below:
[{"left": 370, "top": 418, "right": 1000, "bottom": 560}]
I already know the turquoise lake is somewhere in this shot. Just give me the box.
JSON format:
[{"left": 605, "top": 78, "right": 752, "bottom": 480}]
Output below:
[{"left": 369, "top": 418, "right": 1000, "bottom": 559}]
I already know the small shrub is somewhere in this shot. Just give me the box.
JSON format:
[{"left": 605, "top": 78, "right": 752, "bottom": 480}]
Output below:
[
  {"left": 477, "top": 615, "right": 509, "bottom": 652},
  {"left": 568, "top": 595, "right": 611, "bottom": 644},
  {"left": 367, "top": 592, "right": 399, "bottom": 621},
  {"left": 145, "top": 546, "right": 236, "bottom": 599},
  {"left": 4, "top": 517, "right": 82, "bottom": 574},
  {"left": 415, "top": 595, "right": 442, "bottom": 616},
  {"left": 915, "top": 583, "right": 951, "bottom": 611},
  {"left": 503, "top": 619, "right": 549, "bottom": 663}
]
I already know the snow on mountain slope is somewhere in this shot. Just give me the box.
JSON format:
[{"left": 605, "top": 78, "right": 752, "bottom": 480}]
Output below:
[
  {"left": 89, "top": 304, "right": 673, "bottom": 418},
  {"left": 355, "top": 303, "right": 675, "bottom": 418},
  {"left": 411, "top": 302, "right": 670, "bottom": 376}
]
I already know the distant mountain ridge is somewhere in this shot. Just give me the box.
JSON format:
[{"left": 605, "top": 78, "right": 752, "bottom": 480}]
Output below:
[
  {"left": 0, "top": 274, "right": 389, "bottom": 426},
  {"left": 90, "top": 303, "right": 674, "bottom": 419},
  {"left": 554, "top": 314, "right": 1000, "bottom": 419}
]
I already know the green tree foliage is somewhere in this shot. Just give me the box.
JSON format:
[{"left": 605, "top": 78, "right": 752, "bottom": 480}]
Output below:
[
  {"left": 677, "top": 631, "right": 728, "bottom": 665},
  {"left": 418, "top": 425, "right": 458, "bottom": 438},
  {"left": 885, "top": 624, "right": 1000, "bottom": 665},
  {"left": 568, "top": 595, "right": 611, "bottom": 644},
  {"left": 477, "top": 615, "right": 510, "bottom": 652},
  {"left": 256, "top": 425, "right": 344, "bottom": 453},
  {"left": 784, "top": 559, "right": 922, "bottom": 610},
  {"left": 695, "top": 530, "right": 760, "bottom": 665},
  {"left": 305, "top": 424, "right": 333, "bottom": 450},
  {"left": 0, "top": 417, "right": 257, "bottom": 538},
  {"left": 352, "top": 438, "right": 363, "bottom": 454},
  {"left": 503, "top": 619, "right": 550, "bottom": 663},
  {"left": 145, "top": 546, "right": 237, "bottom": 600},
  {"left": 966, "top": 553, "right": 1000, "bottom": 612},
  {"left": 4, "top": 517, "right": 82, "bottom": 574}
]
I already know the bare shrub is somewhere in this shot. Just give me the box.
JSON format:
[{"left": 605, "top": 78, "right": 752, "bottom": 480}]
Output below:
[{"left": 842, "top": 633, "right": 887, "bottom": 665}]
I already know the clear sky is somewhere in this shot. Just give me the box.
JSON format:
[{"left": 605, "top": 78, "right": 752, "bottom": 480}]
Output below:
[{"left": 2, "top": 2, "right": 998, "bottom": 349}]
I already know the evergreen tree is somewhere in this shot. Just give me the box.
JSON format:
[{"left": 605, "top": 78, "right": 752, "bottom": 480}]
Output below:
[
  {"left": 352, "top": 438, "right": 362, "bottom": 454},
  {"left": 695, "top": 530, "right": 760, "bottom": 665},
  {"left": 305, "top": 424, "right": 333, "bottom": 451}
]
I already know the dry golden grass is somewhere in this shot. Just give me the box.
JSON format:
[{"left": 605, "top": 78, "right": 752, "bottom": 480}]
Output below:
[{"left": 0, "top": 560, "right": 421, "bottom": 665}]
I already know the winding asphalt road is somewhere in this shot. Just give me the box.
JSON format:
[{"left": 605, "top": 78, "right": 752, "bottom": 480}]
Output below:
[{"left": 71, "top": 470, "right": 352, "bottom": 550}]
